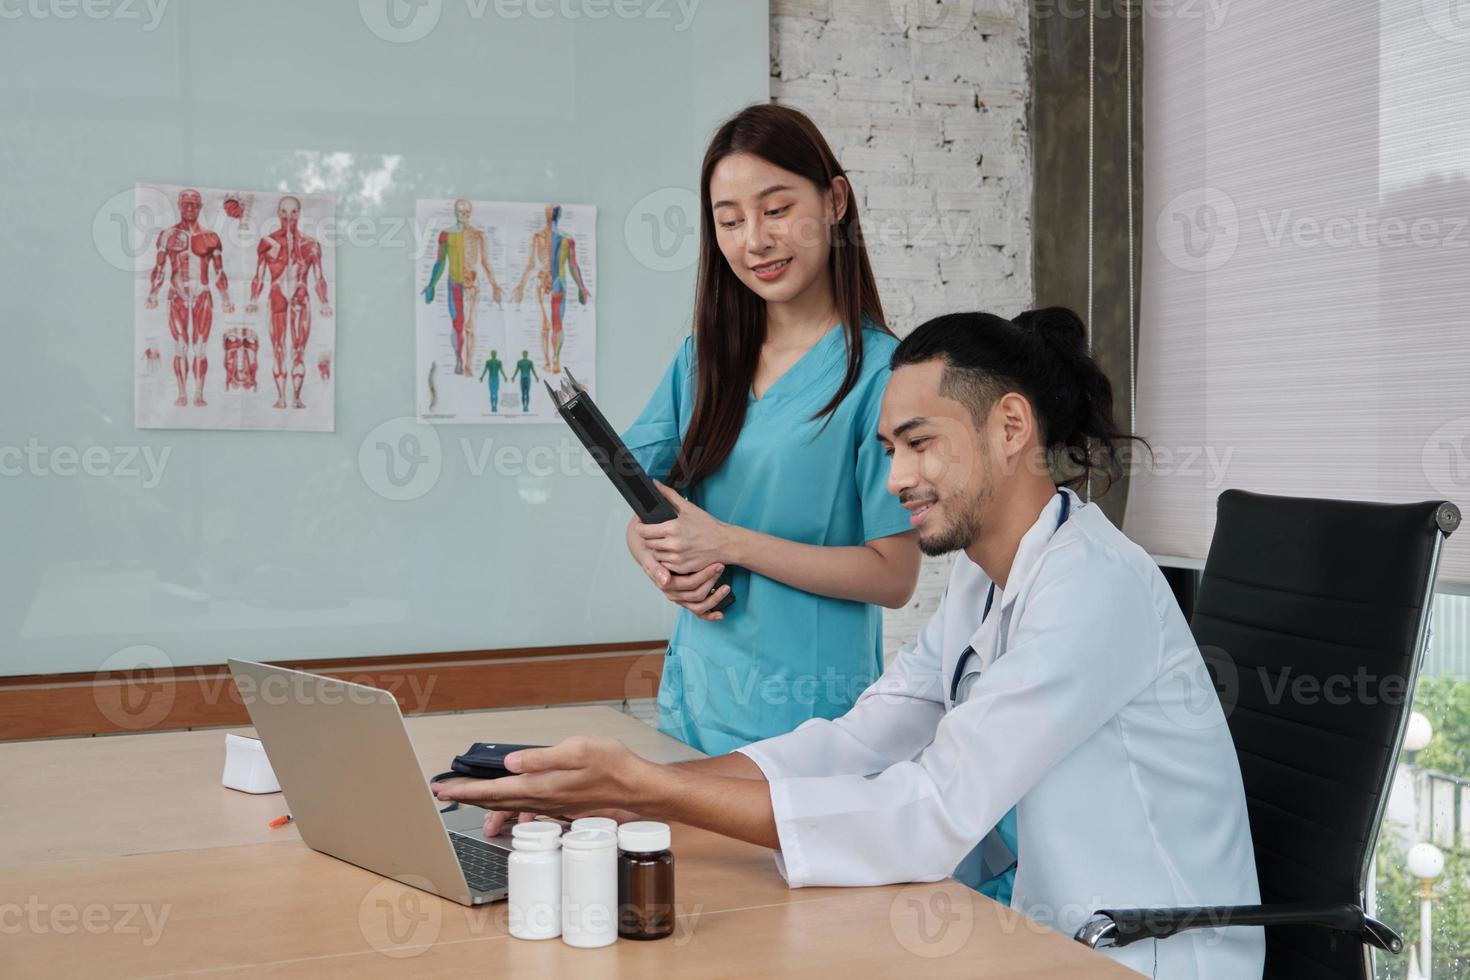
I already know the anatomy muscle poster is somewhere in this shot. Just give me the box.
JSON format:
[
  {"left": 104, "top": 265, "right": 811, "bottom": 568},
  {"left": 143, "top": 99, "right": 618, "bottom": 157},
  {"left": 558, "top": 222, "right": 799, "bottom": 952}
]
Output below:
[
  {"left": 133, "top": 183, "right": 337, "bottom": 432},
  {"left": 415, "top": 198, "right": 596, "bottom": 423}
]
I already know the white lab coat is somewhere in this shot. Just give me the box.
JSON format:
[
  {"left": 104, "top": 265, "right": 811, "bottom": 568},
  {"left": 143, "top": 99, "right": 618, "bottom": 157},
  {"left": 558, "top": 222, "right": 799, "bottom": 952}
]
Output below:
[{"left": 737, "top": 490, "right": 1264, "bottom": 979}]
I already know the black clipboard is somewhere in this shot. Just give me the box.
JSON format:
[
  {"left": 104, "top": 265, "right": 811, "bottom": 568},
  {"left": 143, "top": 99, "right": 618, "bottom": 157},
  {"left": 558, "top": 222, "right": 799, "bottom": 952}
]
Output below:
[{"left": 546, "top": 371, "right": 736, "bottom": 612}]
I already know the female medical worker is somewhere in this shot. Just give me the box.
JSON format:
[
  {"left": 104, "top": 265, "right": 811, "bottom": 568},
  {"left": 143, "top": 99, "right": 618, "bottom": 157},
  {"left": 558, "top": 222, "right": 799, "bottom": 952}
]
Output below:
[
  {"left": 620, "top": 105, "right": 922, "bottom": 755},
  {"left": 442, "top": 309, "right": 1262, "bottom": 979}
]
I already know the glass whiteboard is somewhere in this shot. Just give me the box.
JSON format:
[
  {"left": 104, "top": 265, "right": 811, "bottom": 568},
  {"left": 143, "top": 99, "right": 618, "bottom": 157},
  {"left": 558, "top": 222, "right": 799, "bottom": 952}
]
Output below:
[{"left": 0, "top": 0, "right": 769, "bottom": 676}]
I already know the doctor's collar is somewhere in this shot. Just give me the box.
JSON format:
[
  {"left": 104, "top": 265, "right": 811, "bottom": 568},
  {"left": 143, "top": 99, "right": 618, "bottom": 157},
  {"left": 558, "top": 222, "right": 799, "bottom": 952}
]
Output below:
[{"left": 986, "top": 488, "right": 1079, "bottom": 616}]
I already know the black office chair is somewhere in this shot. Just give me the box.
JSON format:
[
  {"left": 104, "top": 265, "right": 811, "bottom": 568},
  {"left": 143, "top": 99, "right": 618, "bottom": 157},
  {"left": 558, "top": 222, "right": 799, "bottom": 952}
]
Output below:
[{"left": 1074, "top": 490, "right": 1461, "bottom": 980}]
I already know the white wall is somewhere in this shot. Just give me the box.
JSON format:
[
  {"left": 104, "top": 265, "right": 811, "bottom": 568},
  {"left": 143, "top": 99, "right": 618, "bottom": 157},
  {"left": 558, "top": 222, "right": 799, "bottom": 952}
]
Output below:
[{"left": 771, "top": 0, "right": 1034, "bottom": 656}]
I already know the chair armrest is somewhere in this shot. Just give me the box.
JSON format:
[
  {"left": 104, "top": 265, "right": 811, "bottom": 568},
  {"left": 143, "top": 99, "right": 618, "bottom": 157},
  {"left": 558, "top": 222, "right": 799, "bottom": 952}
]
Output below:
[{"left": 1073, "top": 902, "right": 1404, "bottom": 954}]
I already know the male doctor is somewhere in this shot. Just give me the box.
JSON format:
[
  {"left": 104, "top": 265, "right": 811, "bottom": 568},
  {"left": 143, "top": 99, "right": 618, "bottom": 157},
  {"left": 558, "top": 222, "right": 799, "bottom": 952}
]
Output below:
[{"left": 435, "top": 310, "right": 1264, "bottom": 978}]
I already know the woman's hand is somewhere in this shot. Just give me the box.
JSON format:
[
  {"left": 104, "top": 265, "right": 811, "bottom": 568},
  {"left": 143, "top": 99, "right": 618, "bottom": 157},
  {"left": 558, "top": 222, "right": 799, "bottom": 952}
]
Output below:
[
  {"left": 625, "top": 510, "right": 732, "bottom": 621},
  {"left": 635, "top": 483, "right": 738, "bottom": 575},
  {"left": 626, "top": 513, "right": 673, "bottom": 589},
  {"left": 661, "top": 562, "right": 731, "bottom": 621}
]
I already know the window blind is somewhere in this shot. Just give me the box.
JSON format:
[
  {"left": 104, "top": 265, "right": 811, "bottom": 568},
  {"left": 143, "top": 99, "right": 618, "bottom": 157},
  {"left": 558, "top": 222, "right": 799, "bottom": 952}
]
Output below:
[{"left": 1124, "top": 0, "right": 1470, "bottom": 591}]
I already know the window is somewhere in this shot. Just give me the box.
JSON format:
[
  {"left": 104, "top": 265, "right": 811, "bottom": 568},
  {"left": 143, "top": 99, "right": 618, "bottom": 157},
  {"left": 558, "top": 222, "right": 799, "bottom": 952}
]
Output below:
[
  {"left": 1373, "top": 593, "right": 1470, "bottom": 979},
  {"left": 1131, "top": 4, "right": 1470, "bottom": 976}
]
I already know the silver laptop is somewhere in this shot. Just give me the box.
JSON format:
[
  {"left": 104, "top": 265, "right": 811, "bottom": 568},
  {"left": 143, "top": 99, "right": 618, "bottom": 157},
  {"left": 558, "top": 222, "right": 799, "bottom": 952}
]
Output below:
[{"left": 228, "top": 658, "right": 511, "bottom": 906}]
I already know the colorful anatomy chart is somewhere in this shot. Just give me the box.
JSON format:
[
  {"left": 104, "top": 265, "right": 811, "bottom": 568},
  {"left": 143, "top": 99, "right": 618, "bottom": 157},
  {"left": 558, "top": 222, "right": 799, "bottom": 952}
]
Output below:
[
  {"left": 415, "top": 198, "right": 596, "bottom": 423},
  {"left": 133, "top": 182, "right": 337, "bottom": 432}
]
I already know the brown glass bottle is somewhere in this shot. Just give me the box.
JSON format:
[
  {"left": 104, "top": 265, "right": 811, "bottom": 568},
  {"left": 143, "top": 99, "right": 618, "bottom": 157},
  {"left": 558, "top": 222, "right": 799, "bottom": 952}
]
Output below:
[{"left": 616, "top": 822, "right": 675, "bottom": 940}]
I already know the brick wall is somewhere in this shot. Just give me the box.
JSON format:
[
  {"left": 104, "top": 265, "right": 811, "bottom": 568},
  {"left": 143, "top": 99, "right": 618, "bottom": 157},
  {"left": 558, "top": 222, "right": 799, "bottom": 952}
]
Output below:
[{"left": 770, "top": 0, "right": 1034, "bottom": 657}]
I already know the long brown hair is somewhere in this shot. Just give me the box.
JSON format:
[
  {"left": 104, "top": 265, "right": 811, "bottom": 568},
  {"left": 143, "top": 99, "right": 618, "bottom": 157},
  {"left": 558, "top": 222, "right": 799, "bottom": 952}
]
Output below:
[{"left": 668, "top": 104, "right": 890, "bottom": 488}]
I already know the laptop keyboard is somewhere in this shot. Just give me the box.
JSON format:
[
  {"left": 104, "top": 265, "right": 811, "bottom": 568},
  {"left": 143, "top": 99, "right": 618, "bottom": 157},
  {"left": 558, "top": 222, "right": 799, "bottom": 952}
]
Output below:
[{"left": 451, "top": 833, "right": 509, "bottom": 893}]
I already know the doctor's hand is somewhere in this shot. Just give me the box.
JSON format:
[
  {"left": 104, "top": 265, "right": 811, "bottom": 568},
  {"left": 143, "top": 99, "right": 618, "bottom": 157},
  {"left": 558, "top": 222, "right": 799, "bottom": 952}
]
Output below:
[
  {"left": 479, "top": 806, "right": 642, "bottom": 839},
  {"left": 432, "top": 736, "right": 655, "bottom": 818},
  {"left": 626, "top": 515, "right": 730, "bottom": 621},
  {"left": 635, "top": 482, "right": 735, "bottom": 576}
]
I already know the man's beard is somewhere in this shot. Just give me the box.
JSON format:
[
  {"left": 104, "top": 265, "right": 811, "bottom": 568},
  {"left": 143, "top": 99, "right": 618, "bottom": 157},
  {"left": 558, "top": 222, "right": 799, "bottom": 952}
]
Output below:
[
  {"left": 915, "top": 451, "right": 993, "bottom": 557},
  {"left": 917, "top": 494, "right": 985, "bottom": 556}
]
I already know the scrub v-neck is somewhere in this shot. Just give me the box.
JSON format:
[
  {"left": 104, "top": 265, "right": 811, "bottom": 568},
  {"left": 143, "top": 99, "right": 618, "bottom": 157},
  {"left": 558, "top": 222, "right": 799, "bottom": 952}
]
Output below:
[
  {"left": 750, "top": 322, "right": 843, "bottom": 403},
  {"left": 620, "top": 322, "right": 913, "bottom": 756}
]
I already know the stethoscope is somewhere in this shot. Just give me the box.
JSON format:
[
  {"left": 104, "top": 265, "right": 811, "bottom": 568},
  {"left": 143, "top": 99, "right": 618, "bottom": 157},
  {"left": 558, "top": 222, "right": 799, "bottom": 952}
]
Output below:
[{"left": 948, "top": 491, "right": 1072, "bottom": 705}]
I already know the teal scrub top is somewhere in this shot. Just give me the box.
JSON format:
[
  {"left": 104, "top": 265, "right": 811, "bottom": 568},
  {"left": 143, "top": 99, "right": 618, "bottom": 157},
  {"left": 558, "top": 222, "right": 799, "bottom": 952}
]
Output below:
[{"left": 623, "top": 323, "right": 913, "bottom": 755}]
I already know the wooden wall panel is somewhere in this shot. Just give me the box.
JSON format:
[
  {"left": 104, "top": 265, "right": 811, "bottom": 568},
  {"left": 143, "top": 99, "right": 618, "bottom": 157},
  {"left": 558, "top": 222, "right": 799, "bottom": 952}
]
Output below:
[{"left": 0, "top": 643, "right": 667, "bottom": 741}]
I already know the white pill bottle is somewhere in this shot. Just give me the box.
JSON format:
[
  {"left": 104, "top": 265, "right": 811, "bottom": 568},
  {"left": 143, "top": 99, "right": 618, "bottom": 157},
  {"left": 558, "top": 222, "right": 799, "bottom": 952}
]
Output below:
[
  {"left": 507, "top": 822, "right": 562, "bottom": 940},
  {"left": 560, "top": 829, "right": 618, "bottom": 948}
]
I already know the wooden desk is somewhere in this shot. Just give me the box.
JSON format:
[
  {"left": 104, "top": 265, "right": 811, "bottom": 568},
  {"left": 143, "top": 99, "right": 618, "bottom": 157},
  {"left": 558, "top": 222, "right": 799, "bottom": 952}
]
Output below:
[{"left": 0, "top": 706, "right": 1134, "bottom": 978}]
